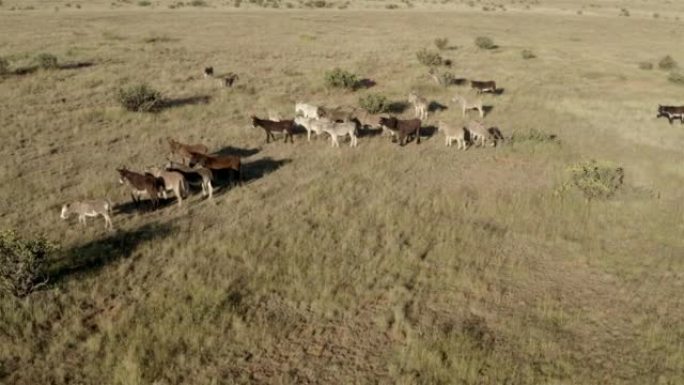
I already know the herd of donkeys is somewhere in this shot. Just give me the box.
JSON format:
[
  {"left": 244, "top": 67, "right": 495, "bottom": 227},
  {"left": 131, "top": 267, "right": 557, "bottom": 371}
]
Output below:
[{"left": 59, "top": 69, "right": 684, "bottom": 231}]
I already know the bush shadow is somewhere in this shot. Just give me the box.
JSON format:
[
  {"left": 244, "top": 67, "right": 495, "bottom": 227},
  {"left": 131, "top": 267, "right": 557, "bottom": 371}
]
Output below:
[
  {"left": 160, "top": 95, "right": 211, "bottom": 110},
  {"left": 355, "top": 78, "right": 376, "bottom": 89},
  {"left": 50, "top": 222, "right": 175, "bottom": 284}
]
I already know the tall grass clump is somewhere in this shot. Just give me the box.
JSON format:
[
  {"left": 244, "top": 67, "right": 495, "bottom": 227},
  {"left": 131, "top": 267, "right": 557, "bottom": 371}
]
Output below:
[
  {"left": 35, "top": 53, "right": 59, "bottom": 69},
  {"left": 658, "top": 55, "right": 678, "bottom": 70},
  {"left": 521, "top": 49, "right": 536, "bottom": 59},
  {"left": 117, "top": 84, "right": 163, "bottom": 112},
  {"left": 358, "top": 93, "right": 389, "bottom": 114},
  {"left": 668, "top": 72, "right": 684, "bottom": 85},
  {"left": 638, "top": 62, "right": 653, "bottom": 70},
  {"left": 434, "top": 37, "right": 448, "bottom": 50},
  {"left": 475, "top": 36, "right": 496, "bottom": 49},
  {"left": 568, "top": 160, "right": 624, "bottom": 199},
  {"left": 190, "top": 0, "right": 208, "bottom": 5},
  {"left": 416, "top": 48, "right": 443, "bottom": 66},
  {"left": 0, "top": 57, "right": 9, "bottom": 75},
  {"left": 138, "top": 0, "right": 151, "bottom": 5},
  {"left": 324, "top": 68, "right": 358, "bottom": 90},
  {"left": 0, "top": 230, "right": 56, "bottom": 297}
]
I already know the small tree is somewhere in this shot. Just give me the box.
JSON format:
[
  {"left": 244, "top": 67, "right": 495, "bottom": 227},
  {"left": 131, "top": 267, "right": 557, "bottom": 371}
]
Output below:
[
  {"left": 475, "top": 36, "right": 496, "bottom": 50},
  {"left": 324, "top": 68, "right": 358, "bottom": 90},
  {"left": 358, "top": 93, "right": 389, "bottom": 114},
  {"left": 521, "top": 49, "right": 536, "bottom": 59},
  {"left": 117, "top": 84, "right": 163, "bottom": 112},
  {"left": 0, "top": 56, "right": 9, "bottom": 75},
  {"left": 0, "top": 230, "right": 57, "bottom": 297},
  {"left": 658, "top": 55, "right": 678, "bottom": 70},
  {"left": 416, "top": 48, "right": 443, "bottom": 66},
  {"left": 434, "top": 37, "right": 448, "bottom": 50},
  {"left": 35, "top": 53, "right": 59, "bottom": 69}
]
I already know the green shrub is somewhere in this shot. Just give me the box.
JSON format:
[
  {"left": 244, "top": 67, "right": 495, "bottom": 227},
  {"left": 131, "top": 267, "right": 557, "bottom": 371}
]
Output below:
[
  {"left": 138, "top": 0, "right": 151, "bottom": 5},
  {"left": 429, "top": 69, "right": 456, "bottom": 87},
  {"left": 521, "top": 49, "right": 536, "bottom": 59},
  {"left": 434, "top": 37, "right": 448, "bottom": 50},
  {"left": 324, "top": 68, "right": 358, "bottom": 90},
  {"left": 658, "top": 55, "right": 678, "bottom": 70},
  {"left": 619, "top": 8, "right": 630, "bottom": 17},
  {"left": 358, "top": 93, "right": 389, "bottom": 114},
  {"left": 117, "top": 84, "right": 163, "bottom": 112},
  {"left": 35, "top": 53, "right": 59, "bottom": 69},
  {"left": 0, "top": 230, "right": 57, "bottom": 297},
  {"left": 0, "top": 57, "right": 9, "bottom": 75},
  {"left": 510, "top": 128, "right": 558, "bottom": 144},
  {"left": 475, "top": 36, "right": 496, "bottom": 49},
  {"left": 668, "top": 72, "right": 684, "bottom": 85},
  {"left": 568, "top": 160, "right": 624, "bottom": 199},
  {"left": 638, "top": 61, "right": 653, "bottom": 70},
  {"left": 416, "top": 48, "right": 443, "bottom": 66}
]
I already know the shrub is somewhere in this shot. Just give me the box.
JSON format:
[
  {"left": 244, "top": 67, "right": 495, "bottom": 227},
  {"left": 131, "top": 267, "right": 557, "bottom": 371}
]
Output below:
[
  {"left": 638, "top": 61, "right": 653, "bottom": 70},
  {"left": 521, "top": 49, "right": 536, "bottom": 59},
  {"left": 138, "top": 0, "right": 151, "bottom": 5},
  {"left": 0, "top": 57, "right": 9, "bottom": 75},
  {"left": 0, "top": 230, "right": 57, "bottom": 297},
  {"left": 668, "top": 72, "right": 684, "bottom": 85},
  {"left": 190, "top": 0, "right": 207, "bottom": 5},
  {"left": 475, "top": 36, "right": 496, "bottom": 49},
  {"left": 117, "top": 84, "right": 163, "bottom": 112},
  {"left": 416, "top": 48, "right": 443, "bottom": 66},
  {"left": 619, "top": 8, "right": 630, "bottom": 17},
  {"left": 35, "top": 53, "right": 59, "bottom": 69},
  {"left": 568, "top": 160, "right": 624, "bottom": 199},
  {"left": 653, "top": 13, "right": 660, "bottom": 19},
  {"left": 358, "top": 93, "right": 389, "bottom": 114},
  {"left": 658, "top": 55, "right": 678, "bottom": 70},
  {"left": 510, "top": 128, "right": 558, "bottom": 144},
  {"left": 429, "top": 69, "right": 456, "bottom": 87},
  {"left": 324, "top": 68, "right": 358, "bottom": 90},
  {"left": 385, "top": 3, "right": 398, "bottom": 9},
  {"left": 434, "top": 37, "right": 448, "bottom": 50}
]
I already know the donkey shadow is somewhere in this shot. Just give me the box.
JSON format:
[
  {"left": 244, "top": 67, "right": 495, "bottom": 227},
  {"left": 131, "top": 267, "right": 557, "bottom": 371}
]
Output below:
[
  {"left": 387, "top": 101, "right": 409, "bottom": 114},
  {"left": 355, "top": 78, "right": 376, "bottom": 89},
  {"left": 161, "top": 95, "right": 211, "bottom": 110},
  {"left": 113, "top": 198, "right": 175, "bottom": 215},
  {"left": 428, "top": 101, "right": 448, "bottom": 113},
  {"left": 357, "top": 126, "right": 384, "bottom": 138},
  {"left": 243, "top": 157, "right": 291, "bottom": 183},
  {"left": 483, "top": 105, "right": 494, "bottom": 117},
  {"left": 419, "top": 125, "right": 439, "bottom": 139},
  {"left": 491, "top": 88, "right": 505, "bottom": 95},
  {"left": 213, "top": 146, "right": 260, "bottom": 158},
  {"left": 49, "top": 222, "right": 174, "bottom": 284}
]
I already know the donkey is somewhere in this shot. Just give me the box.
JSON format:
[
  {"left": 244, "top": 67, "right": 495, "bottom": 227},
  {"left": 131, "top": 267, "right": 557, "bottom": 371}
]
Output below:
[
  {"left": 147, "top": 167, "right": 189, "bottom": 207},
  {"left": 379, "top": 117, "right": 421, "bottom": 146},
  {"left": 188, "top": 152, "right": 243, "bottom": 186},
  {"left": 295, "top": 102, "right": 322, "bottom": 119},
  {"left": 165, "top": 160, "right": 214, "bottom": 198},
  {"left": 294, "top": 116, "right": 333, "bottom": 142},
  {"left": 465, "top": 120, "right": 494, "bottom": 147},
  {"left": 657, "top": 105, "right": 684, "bottom": 124},
  {"left": 408, "top": 91, "right": 429, "bottom": 120},
  {"left": 220, "top": 73, "right": 239, "bottom": 87},
  {"left": 452, "top": 94, "right": 484, "bottom": 118},
  {"left": 322, "top": 121, "right": 358, "bottom": 148},
  {"left": 203, "top": 67, "right": 214, "bottom": 78},
  {"left": 438, "top": 121, "right": 468, "bottom": 149},
  {"left": 471, "top": 80, "right": 497, "bottom": 94},
  {"left": 167, "top": 137, "right": 209, "bottom": 165},
  {"left": 117, "top": 168, "right": 164, "bottom": 210},
  {"left": 251, "top": 116, "right": 295, "bottom": 143},
  {"left": 61, "top": 199, "right": 114, "bottom": 231}
]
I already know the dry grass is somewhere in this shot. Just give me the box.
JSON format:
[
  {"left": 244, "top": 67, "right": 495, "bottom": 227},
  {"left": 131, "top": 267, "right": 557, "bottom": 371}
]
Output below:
[{"left": 1, "top": 3, "right": 684, "bottom": 385}]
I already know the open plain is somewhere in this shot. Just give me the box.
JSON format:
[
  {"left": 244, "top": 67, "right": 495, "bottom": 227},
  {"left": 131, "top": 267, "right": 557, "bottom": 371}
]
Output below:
[{"left": 1, "top": 1, "right": 684, "bottom": 384}]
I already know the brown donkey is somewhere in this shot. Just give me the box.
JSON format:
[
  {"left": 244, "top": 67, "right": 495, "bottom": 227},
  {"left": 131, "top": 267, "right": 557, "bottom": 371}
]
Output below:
[
  {"left": 470, "top": 80, "right": 497, "bottom": 94},
  {"left": 167, "top": 137, "right": 209, "bottom": 164},
  {"left": 117, "top": 167, "right": 164, "bottom": 210},
  {"left": 379, "top": 117, "right": 421, "bottom": 146},
  {"left": 188, "top": 152, "right": 243, "bottom": 186},
  {"left": 251, "top": 116, "right": 295, "bottom": 143}
]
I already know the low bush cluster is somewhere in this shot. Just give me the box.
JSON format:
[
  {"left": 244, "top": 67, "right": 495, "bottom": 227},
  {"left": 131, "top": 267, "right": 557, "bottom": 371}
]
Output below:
[
  {"left": 358, "top": 93, "right": 389, "bottom": 114},
  {"left": 324, "top": 68, "right": 358, "bottom": 90},
  {"left": 117, "top": 84, "right": 163, "bottom": 112},
  {"left": 0, "top": 230, "right": 57, "bottom": 297},
  {"left": 568, "top": 160, "right": 624, "bottom": 199}
]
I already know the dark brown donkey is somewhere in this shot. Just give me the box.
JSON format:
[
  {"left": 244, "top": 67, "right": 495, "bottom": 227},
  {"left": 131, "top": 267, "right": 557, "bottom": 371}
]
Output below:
[
  {"left": 470, "top": 80, "right": 497, "bottom": 94},
  {"left": 188, "top": 152, "right": 243, "bottom": 186},
  {"left": 251, "top": 116, "right": 295, "bottom": 143},
  {"left": 379, "top": 117, "right": 421, "bottom": 146},
  {"left": 117, "top": 167, "right": 164, "bottom": 210},
  {"left": 657, "top": 105, "right": 684, "bottom": 124},
  {"left": 167, "top": 137, "right": 209, "bottom": 164}
]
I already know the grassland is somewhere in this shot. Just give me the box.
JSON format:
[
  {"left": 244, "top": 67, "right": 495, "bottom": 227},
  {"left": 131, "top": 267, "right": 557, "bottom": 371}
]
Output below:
[{"left": 1, "top": 2, "right": 684, "bottom": 384}]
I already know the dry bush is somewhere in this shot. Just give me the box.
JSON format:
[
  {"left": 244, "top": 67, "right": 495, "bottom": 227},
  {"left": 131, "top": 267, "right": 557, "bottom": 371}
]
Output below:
[
  {"left": 521, "top": 49, "right": 536, "bottom": 59},
  {"left": 568, "top": 160, "right": 624, "bottom": 199},
  {"left": 668, "top": 72, "right": 684, "bottom": 85},
  {"left": 434, "top": 37, "right": 448, "bottom": 50},
  {"left": 659, "top": 55, "right": 678, "bottom": 70},
  {"left": 35, "top": 53, "right": 58, "bottom": 69},
  {"left": 0, "top": 230, "right": 56, "bottom": 297},
  {"left": 117, "top": 84, "right": 163, "bottom": 112},
  {"left": 475, "top": 36, "right": 496, "bottom": 49},
  {"left": 0, "top": 57, "right": 9, "bottom": 75},
  {"left": 358, "top": 93, "right": 389, "bottom": 114},
  {"left": 416, "top": 48, "right": 443, "bottom": 66},
  {"left": 324, "top": 68, "right": 358, "bottom": 90}
]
